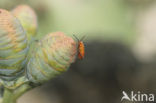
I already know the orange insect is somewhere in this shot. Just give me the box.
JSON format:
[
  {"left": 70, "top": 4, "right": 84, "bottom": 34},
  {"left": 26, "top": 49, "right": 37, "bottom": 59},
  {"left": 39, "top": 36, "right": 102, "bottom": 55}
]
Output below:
[{"left": 73, "top": 35, "right": 85, "bottom": 60}]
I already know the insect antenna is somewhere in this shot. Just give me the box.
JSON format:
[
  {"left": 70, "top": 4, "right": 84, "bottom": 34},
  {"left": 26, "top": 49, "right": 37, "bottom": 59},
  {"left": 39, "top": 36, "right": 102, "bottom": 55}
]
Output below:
[
  {"left": 73, "top": 34, "right": 80, "bottom": 42},
  {"left": 80, "top": 35, "right": 86, "bottom": 41}
]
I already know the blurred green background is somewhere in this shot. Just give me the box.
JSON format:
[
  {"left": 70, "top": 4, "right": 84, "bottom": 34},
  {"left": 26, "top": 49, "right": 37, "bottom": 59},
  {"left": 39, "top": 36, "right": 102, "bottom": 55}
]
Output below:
[{"left": 0, "top": 0, "right": 137, "bottom": 44}]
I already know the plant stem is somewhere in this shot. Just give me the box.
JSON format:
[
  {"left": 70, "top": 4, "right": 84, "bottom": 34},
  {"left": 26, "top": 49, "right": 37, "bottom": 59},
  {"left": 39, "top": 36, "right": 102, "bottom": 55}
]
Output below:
[
  {"left": 2, "top": 83, "right": 32, "bottom": 103},
  {"left": 13, "top": 83, "right": 32, "bottom": 101},
  {"left": 2, "top": 88, "right": 15, "bottom": 103}
]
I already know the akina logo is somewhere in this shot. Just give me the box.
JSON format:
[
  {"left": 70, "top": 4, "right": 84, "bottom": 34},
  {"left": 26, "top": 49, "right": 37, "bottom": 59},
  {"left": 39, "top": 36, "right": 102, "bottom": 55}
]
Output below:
[{"left": 121, "top": 91, "right": 155, "bottom": 102}]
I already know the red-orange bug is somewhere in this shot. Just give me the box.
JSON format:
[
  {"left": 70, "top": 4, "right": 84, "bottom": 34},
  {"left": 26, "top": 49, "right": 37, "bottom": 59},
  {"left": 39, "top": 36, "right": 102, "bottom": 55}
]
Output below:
[{"left": 73, "top": 35, "right": 85, "bottom": 60}]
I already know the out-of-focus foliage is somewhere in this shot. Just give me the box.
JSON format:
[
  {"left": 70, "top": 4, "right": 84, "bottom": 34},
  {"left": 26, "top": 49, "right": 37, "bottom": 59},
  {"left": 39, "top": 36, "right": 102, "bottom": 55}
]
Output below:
[
  {"left": 126, "top": 0, "right": 154, "bottom": 5},
  {"left": 0, "top": 0, "right": 137, "bottom": 44}
]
